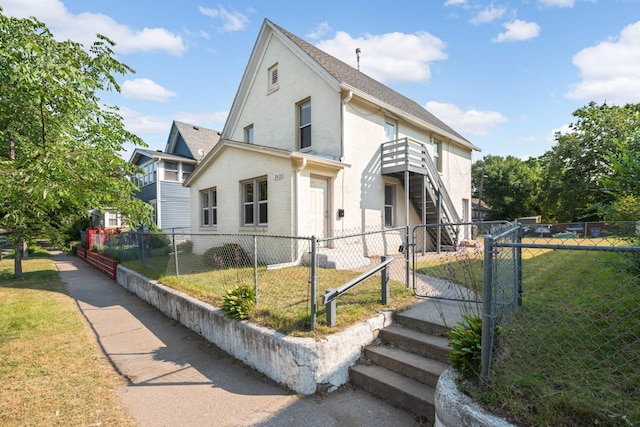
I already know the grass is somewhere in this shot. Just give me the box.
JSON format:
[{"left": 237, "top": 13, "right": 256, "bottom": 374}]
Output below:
[
  {"left": 0, "top": 247, "right": 136, "bottom": 426},
  {"left": 481, "top": 248, "right": 640, "bottom": 426},
  {"left": 423, "top": 238, "right": 640, "bottom": 426},
  {"left": 122, "top": 252, "right": 415, "bottom": 337}
]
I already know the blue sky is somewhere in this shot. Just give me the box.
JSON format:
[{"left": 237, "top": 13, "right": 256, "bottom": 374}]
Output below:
[{"left": 3, "top": 0, "right": 640, "bottom": 162}]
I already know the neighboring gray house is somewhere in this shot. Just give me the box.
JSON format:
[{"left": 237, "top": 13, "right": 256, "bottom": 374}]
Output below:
[{"left": 130, "top": 121, "right": 220, "bottom": 232}]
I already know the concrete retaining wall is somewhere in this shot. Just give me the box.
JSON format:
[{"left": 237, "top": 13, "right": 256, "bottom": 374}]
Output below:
[
  {"left": 116, "top": 265, "right": 392, "bottom": 394},
  {"left": 435, "top": 368, "right": 515, "bottom": 427}
]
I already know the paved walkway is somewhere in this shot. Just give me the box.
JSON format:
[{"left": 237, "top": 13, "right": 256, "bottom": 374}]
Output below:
[{"left": 53, "top": 252, "right": 422, "bottom": 427}]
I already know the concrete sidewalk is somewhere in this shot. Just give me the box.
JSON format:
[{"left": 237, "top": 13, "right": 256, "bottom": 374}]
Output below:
[{"left": 53, "top": 252, "right": 422, "bottom": 427}]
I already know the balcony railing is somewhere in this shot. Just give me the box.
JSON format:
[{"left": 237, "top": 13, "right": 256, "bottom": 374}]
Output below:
[{"left": 380, "top": 137, "right": 431, "bottom": 175}]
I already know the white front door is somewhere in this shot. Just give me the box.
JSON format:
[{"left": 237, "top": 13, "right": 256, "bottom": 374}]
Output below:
[{"left": 310, "top": 177, "right": 329, "bottom": 238}]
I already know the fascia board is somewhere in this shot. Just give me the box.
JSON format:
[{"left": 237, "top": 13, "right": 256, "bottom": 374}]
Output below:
[{"left": 342, "top": 84, "right": 481, "bottom": 152}]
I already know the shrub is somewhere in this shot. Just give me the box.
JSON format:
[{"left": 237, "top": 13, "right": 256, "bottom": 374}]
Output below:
[
  {"left": 176, "top": 240, "right": 193, "bottom": 254},
  {"left": 202, "top": 243, "right": 251, "bottom": 270},
  {"left": 448, "top": 315, "right": 483, "bottom": 377},
  {"left": 221, "top": 285, "right": 256, "bottom": 320},
  {"left": 146, "top": 233, "right": 170, "bottom": 249}
]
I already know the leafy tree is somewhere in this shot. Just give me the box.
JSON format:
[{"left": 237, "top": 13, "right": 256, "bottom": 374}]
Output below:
[
  {"left": 541, "top": 102, "right": 640, "bottom": 222},
  {"left": 472, "top": 155, "right": 542, "bottom": 221},
  {"left": 0, "top": 10, "right": 151, "bottom": 278}
]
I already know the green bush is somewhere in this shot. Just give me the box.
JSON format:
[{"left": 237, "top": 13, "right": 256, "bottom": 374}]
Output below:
[
  {"left": 221, "top": 285, "right": 256, "bottom": 320},
  {"left": 146, "top": 233, "right": 170, "bottom": 249},
  {"left": 448, "top": 315, "right": 483, "bottom": 377},
  {"left": 176, "top": 240, "right": 193, "bottom": 254},
  {"left": 202, "top": 243, "right": 251, "bottom": 270}
]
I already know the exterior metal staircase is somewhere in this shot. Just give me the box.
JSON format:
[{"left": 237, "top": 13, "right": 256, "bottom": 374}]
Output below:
[{"left": 381, "top": 138, "right": 460, "bottom": 250}]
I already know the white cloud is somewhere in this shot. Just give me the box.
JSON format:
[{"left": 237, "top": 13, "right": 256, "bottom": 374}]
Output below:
[
  {"left": 492, "top": 20, "right": 541, "bottom": 42},
  {"left": 538, "top": 0, "right": 575, "bottom": 7},
  {"left": 1, "top": 0, "right": 185, "bottom": 56},
  {"left": 444, "top": 0, "right": 467, "bottom": 5},
  {"left": 470, "top": 5, "right": 507, "bottom": 25},
  {"left": 198, "top": 5, "right": 249, "bottom": 32},
  {"left": 566, "top": 21, "right": 640, "bottom": 104},
  {"left": 307, "top": 21, "right": 332, "bottom": 39},
  {"left": 121, "top": 79, "right": 177, "bottom": 102},
  {"left": 316, "top": 31, "right": 447, "bottom": 83},
  {"left": 426, "top": 101, "right": 508, "bottom": 135}
]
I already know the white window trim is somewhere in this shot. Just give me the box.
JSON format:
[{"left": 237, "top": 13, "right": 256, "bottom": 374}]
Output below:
[
  {"left": 298, "top": 99, "right": 311, "bottom": 151},
  {"left": 384, "top": 183, "right": 396, "bottom": 228},
  {"left": 241, "top": 177, "right": 268, "bottom": 227},
  {"left": 245, "top": 124, "right": 254, "bottom": 144},
  {"left": 200, "top": 188, "right": 217, "bottom": 227},
  {"left": 433, "top": 139, "right": 443, "bottom": 173},
  {"left": 267, "top": 63, "right": 279, "bottom": 94}
]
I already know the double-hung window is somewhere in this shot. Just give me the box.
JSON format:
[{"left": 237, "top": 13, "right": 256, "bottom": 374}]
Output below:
[
  {"left": 242, "top": 178, "right": 268, "bottom": 226},
  {"left": 201, "top": 188, "right": 217, "bottom": 227},
  {"left": 164, "top": 161, "right": 178, "bottom": 181},
  {"left": 433, "top": 139, "right": 442, "bottom": 173},
  {"left": 384, "top": 184, "right": 396, "bottom": 227},
  {"left": 245, "top": 124, "right": 254, "bottom": 144},
  {"left": 298, "top": 100, "right": 311, "bottom": 150}
]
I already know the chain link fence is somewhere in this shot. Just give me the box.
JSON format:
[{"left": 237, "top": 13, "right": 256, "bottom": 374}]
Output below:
[
  {"left": 414, "top": 221, "right": 640, "bottom": 425},
  {"left": 88, "top": 227, "right": 412, "bottom": 332}
]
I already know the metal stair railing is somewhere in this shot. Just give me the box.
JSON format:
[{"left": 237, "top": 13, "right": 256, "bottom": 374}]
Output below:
[{"left": 322, "top": 257, "right": 395, "bottom": 327}]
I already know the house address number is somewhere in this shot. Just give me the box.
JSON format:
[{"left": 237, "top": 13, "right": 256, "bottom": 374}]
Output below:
[{"left": 274, "top": 173, "right": 284, "bottom": 181}]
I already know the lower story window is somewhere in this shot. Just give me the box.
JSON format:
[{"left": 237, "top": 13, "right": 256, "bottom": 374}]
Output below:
[
  {"left": 242, "top": 178, "right": 268, "bottom": 226},
  {"left": 384, "top": 184, "right": 395, "bottom": 227},
  {"left": 201, "top": 188, "right": 217, "bottom": 226}
]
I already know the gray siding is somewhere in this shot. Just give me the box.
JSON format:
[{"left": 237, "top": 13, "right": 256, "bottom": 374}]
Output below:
[
  {"left": 160, "top": 181, "right": 191, "bottom": 232},
  {"left": 136, "top": 183, "right": 157, "bottom": 203}
]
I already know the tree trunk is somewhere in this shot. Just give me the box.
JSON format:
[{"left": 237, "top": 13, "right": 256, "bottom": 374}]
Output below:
[
  {"left": 14, "top": 241, "right": 23, "bottom": 279},
  {"left": 22, "top": 241, "right": 28, "bottom": 259}
]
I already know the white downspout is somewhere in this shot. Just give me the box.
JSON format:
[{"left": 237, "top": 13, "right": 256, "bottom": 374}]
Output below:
[
  {"left": 339, "top": 90, "right": 352, "bottom": 235},
  {"left": 340, "top": 90, "right": 352, "bottom": 161},
  {"left": 294, "top": 158, "right": 308, "bottom": 236}
]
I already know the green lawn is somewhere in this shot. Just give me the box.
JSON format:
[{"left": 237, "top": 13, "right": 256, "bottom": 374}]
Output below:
[
  {"left": 0, "top": 248, "right": 135, "bottom": 426},
  {"left": 122, "top": 253, "right": 415, "bottom": 337},
  {"left": 415, "top": 239, "right": 640, "bottom": 426}
]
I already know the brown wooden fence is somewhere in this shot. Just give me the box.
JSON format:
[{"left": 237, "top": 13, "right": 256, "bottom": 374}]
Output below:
[{"left": 77, "top": 247, "right": 118, "bottom": 280}]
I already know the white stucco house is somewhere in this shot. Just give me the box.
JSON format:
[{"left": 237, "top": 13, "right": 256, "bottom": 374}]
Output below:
[{"left": 185, "top": 19, "right": 479, "bottom": 262}]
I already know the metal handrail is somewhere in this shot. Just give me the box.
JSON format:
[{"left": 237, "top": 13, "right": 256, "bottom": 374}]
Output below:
[{"left": 322, "top": 257, "right": 395, "bottom": 305}]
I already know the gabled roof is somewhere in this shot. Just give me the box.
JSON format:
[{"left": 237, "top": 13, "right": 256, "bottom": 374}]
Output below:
[
  {"left": 129, "top": 148, "right": 199, "bottom": 166},
  {"left": 184, "top": 139, "right": 349, "bottom": 187},
  {"left": 165, "top": 121, "right": 221, "bottom": 161},
  {"left": 267, "top": 20, "right": 479, "bottom": 151}
]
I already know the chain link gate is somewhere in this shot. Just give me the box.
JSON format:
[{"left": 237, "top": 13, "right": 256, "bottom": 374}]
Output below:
[{"left": 409, "top": 221, "right": 517, "bottom": 302}]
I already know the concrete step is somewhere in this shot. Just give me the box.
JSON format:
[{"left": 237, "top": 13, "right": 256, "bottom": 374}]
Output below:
[
  {"left": 364, "top": 345, "right": 449, "bottom": 389},
  {"left": 349, "top": 364, "right": 435, "bottom": 422},
  {"left": 396, "top": 311, "right": 451, "bottom": 337},
  {"left": 379, "top": 325, "right": 450, "bottom": 364}
]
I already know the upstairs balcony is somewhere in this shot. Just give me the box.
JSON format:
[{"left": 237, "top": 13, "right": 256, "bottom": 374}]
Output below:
[
  {"left": 380, "top": 138, "right": 461, "bottom": 238},
  {"left": 381, "top": 137, "right": 435, "bottom": 176}
]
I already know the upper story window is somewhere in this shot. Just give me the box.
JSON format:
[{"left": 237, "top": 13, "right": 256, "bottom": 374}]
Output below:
[
  {"left": 201, "top": 188, "right": 217, "bottom": 227},
  {"left": 134, "top": 160, "right": 157, "bottom": 187},
  {"left": 385, "top": 120, "right": 397, "bottom": 142},
  {"left": 242, "top": 177, "right": 268, "bottom": 226},
  {"left": 298, "top": 99, "right": 311, "bottom": 150},
  {"left": 245, "top": 124, "right": 254, "bottom": 144},
  {"left": 433, "top": 139, "right": 442, "bottom": 173},
  {"left": 268, "top": 63, "right": 279, "bottom": 93},
  {"left": 164, "top": 161, "right": 178, "bottom": 181},
  {"left": 182, "top": 164, "right": 194, "bottom": 182}
]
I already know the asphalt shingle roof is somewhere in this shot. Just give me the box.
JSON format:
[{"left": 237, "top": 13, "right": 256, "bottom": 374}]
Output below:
[
  {"left": 269, "top": 20, "right": 471, "bottom": 145},
  {"left": 172, "top": 121, "right": 221, "bottom": 160}
]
